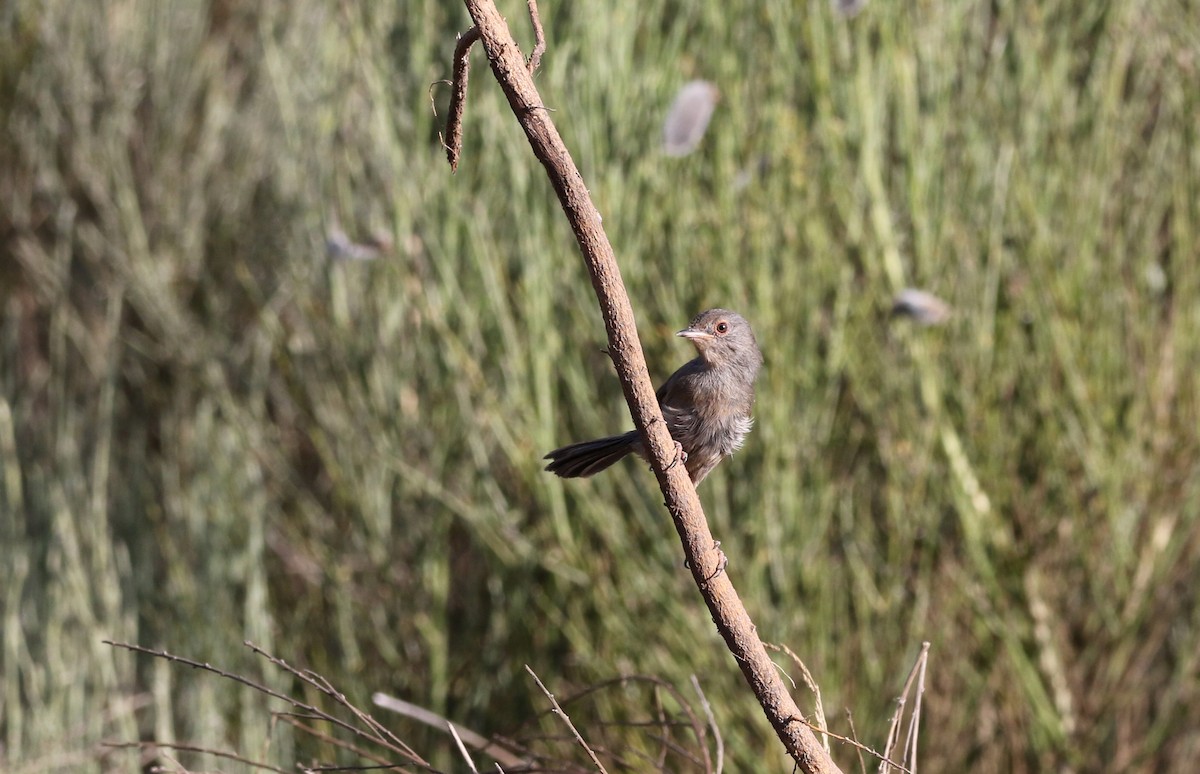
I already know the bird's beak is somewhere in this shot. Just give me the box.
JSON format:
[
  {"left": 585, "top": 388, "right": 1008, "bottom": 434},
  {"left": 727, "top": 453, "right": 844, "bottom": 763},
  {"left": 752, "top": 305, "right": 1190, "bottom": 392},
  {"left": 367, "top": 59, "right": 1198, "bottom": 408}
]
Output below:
[{"left": 676, "top": 328, "right": 712, "bottom": 340}]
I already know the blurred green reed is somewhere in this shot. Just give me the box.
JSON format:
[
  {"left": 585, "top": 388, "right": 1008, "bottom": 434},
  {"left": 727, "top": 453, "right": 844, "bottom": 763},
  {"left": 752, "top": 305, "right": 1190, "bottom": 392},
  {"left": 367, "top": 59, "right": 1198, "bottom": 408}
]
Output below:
[{"left": 1, "top": 1, "right": 1197, "bottom": 771}]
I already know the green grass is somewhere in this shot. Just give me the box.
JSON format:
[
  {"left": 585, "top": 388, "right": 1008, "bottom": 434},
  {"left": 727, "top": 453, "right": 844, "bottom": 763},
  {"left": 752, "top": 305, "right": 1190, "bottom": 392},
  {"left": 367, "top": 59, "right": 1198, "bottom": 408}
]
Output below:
[{"left": 2, "top": 0, "right": 1198, "bottom": 771}]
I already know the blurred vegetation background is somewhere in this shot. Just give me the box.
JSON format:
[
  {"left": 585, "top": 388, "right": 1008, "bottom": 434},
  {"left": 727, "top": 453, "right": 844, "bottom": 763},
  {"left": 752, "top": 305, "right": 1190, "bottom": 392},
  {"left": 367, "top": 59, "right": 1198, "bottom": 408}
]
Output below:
[{"left": 2, "top": 0, "right": 1198, "bottom": 771}]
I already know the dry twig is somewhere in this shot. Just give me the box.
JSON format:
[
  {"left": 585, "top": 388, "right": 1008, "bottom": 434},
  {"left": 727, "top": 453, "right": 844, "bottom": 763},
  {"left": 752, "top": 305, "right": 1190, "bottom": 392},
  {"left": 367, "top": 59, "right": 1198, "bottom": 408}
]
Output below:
[
  {"left": 689, "top": 675, "right": 723, "bottom": 774},
  {"left": 790, "top": 718, "right": 912, "bottom": 774},
  {"left": 525, "top": 0, "right": 545, "bottom": 72},
  {"left": 276, "top": 715, "right": 399, "bottom": 770},
  {"left": 526, "top": 665, "right": 609, "bottom": 774},
  {"left": 448, "top": 723, "right": 481, "bottom": 773},
  {"left": 244, "top": 641, "right": 421, "bottom": 761},
  {"left": 844, "top": 710, "right": 867, "bottom": 774},
  {"left": 103, "top": 640, "right": 429, "bottom": 770},
  {"left": 445, "top": 26, "right": 481, "bottom": 171},
  {"left": 100, "top": 741, "right": 288, "bottom": 774},
  {"left": 881, "top": 642, "right": 930, "bottom": 774},
  {"left": 767, "top": 642, "right": 829, "bottom": 754},
  {"left": 372, "top": 692, "right": 530, "bottom": 769},
  {"left": 900, "top": 643, "right": 930, "bottom": 774}
]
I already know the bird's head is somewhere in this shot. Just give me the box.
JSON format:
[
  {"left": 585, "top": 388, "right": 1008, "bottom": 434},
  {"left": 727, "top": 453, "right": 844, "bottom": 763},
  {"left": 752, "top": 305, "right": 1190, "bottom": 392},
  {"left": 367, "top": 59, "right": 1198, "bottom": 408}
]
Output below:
[{"left": 677, "top": 309, "right": 763, "bottom": 374}]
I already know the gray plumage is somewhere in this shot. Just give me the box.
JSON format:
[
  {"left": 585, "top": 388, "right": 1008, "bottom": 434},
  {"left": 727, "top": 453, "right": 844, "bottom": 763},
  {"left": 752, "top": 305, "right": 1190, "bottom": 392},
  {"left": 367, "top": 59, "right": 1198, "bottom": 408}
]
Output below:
[{"left": 544, "top": 309, "right": 763, "bottom": 485}]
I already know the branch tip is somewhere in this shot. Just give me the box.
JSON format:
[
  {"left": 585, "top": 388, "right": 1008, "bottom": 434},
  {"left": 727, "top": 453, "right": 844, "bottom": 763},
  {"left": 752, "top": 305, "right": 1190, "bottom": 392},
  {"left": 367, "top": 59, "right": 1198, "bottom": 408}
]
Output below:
[
  {"left": 445, "top": 26, "right": 481, "bottom": 172},
  {"left": 526, "top": 0, "right": 546, "bottom": 72}
]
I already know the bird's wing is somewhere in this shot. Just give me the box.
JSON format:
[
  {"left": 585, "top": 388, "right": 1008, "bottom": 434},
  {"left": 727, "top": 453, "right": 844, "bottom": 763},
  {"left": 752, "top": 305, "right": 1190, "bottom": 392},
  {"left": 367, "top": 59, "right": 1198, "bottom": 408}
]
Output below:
[
  {"left": 656, "top": 359, "right": 702, "bottom": 433},
  {"left": 655, "top": 359, "right": 700, "bottom": 405}
]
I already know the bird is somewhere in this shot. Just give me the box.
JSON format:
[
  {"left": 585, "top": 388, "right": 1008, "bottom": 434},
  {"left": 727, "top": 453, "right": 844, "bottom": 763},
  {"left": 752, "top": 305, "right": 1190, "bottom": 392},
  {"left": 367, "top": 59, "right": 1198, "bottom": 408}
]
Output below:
[{"left": 544, "top": 309, "right": 763, "bottom": 485}]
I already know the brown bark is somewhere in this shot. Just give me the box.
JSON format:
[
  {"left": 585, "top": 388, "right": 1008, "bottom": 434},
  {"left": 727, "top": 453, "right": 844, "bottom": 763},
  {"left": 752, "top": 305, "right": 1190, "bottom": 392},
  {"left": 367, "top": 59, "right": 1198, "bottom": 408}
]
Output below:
[{"left": 453, "top": 3, "right": 843, "bottom": 771}]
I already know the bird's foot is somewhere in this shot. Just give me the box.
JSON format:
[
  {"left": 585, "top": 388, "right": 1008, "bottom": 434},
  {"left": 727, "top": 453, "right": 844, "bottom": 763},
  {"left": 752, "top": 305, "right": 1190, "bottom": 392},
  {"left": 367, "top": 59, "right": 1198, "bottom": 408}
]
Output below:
[
  {"left": 702, "top": 540, "right": 728, "bottom": 585},
  {"left": 666, "top": 440, "right": 688, "bottom": 472},
  {"left": 685, "top": 540, "right": 729, "bottom": 587}
]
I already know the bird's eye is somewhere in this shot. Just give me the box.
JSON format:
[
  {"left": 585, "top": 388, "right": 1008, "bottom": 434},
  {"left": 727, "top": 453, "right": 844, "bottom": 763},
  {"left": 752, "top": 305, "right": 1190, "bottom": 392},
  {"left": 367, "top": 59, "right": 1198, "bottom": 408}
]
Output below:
[{"left": 715, "top": 321, "right": 729, "bottom": 334}]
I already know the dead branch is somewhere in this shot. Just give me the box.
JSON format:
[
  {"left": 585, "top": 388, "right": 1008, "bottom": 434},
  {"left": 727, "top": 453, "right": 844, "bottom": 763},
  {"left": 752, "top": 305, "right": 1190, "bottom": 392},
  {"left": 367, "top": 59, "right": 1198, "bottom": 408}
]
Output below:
[
  {"left": 372, "top": 692, "right": 531, "bottom": 769},
  {"left": 244, "top": 640, "right": 420, "bottom": 762},
  {"left": 525, "top": 0, "right": 545, "bottom": 72},
  {"left": 789, "top": 718, "right": 913, "bottom": 774},
  {"left": 100, "top": 740, "right": 289, "bottom": 773},
  {"left": 275, "top": 715, "right": 399, "bottom": 769},
  {"left": 520, "top": 673, "right": 713, "bottom": 771},
  {"left": 844, "top": 710, "right": 867, "bottom": 774},
  {"left": 526, "top": 666, "right": 609, "bottom": 774},
  {"left": 881, "top": 642, "right": 930, "bottom": 774},
  {"left": 689, "top": 675, "right": 723, "bottom": 774},
  {"left": 766, "top": 642, "right": 829, "bottom": 755},
  {"left": 445, "top": 26, "right": 481, "bottom": 171},
  {"left": 448, "top": 723, "right": 481, "bottom": 773},
  {"left": 447, "top": 3, "right": 842, "bottom": 771},
  {"left": 103, "top": 640, "right": 431, "bottom": 770},
  {"left": 900, "top": 643, "right": 930, "bottom": 774}
]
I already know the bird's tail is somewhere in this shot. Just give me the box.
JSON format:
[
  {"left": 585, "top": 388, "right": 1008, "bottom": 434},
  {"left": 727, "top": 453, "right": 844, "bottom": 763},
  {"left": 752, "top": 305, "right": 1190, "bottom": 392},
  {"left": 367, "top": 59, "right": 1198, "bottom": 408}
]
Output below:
[{"left": 543, "top": 431, "right": 640, "bottom": 479}]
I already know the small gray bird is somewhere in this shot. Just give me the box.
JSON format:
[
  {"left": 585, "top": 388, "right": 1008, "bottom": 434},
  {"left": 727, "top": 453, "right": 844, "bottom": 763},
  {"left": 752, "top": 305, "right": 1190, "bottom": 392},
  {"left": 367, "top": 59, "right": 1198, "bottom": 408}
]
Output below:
[{"left": 544, "top": 309, "right": 763, "bottom": 484}]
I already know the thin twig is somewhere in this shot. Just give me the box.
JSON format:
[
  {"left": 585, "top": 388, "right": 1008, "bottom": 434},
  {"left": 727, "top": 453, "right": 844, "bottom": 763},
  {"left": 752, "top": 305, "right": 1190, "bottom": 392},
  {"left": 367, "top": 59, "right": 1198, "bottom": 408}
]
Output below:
[
  {"left": 690, "top": 675, "right": 722, "bottom": 774},
  {"left": 844, "top": 710, "right": 867, "bottom": 774},
  {"left": 768, "top": 654, "right": 798, "bottom": 689},
  {"left": 103, "top": 641, "right": 432, "bottom": 769},
  {"left": 638, "top": 732, "right": 707, "bottom": 768},
  {"left": 104, "top": 642, "right": 365, "bottom": 747},
  {"left": 767, "top": 643, "right": 829, "bottom": 755},
  {"left": 449, "top": 724, "right": 480, "bottom": 773},
  {"left": 100, "top": 740, "right": 289, "bottom": 774},
  {"left": 276, "top": 715, "right": 399, "bottom": 769},
  {"left": 428, "top": 79, "right": 451, "bottom": 121},
  {"left": 528, "top": 673, "right": 708, "bottom": 759},
  {"left": 525, "top": 0, "right": 545, "bottom": 72},
  {"left": 651, "top": 684, "right": 670, "bottom": 771},
  {"left": 901, "top": 643, "right": 930, "bottom": 774},
  {"left": 372, "top": 692, "right": 531, "bottom": 769},
  {"left": 881, "top": 643, "right": 929, "bottom": 774},
  {"left": 790, "top": 718, "right": 913, "bottom": 774},
  {"left": 531, "top": 674, "right": 710, "bottom": 769},
  {"left": 445, "top": 26, "right": 481, "bottom": 171},
  {"left": 302, "top": 764, "right": 415, "bottom": 771},
  {"left": 590, "top": 718, "right": 699, "bottom": 730},
  {"left": 104, "top": 641, "right": 283, "bottom": 703},
  {"left": 525, "top": 665, "right": 609, "bottom": 774},
  {"left": 244, "top": 641, "right": 421, "bottom": 763}
]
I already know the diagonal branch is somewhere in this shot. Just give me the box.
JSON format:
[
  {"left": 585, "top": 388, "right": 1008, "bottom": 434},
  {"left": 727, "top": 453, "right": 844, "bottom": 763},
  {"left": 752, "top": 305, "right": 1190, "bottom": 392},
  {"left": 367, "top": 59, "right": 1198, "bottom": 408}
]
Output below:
[{"left": 448, "top": 3, "right": 843, "bottom": 772}]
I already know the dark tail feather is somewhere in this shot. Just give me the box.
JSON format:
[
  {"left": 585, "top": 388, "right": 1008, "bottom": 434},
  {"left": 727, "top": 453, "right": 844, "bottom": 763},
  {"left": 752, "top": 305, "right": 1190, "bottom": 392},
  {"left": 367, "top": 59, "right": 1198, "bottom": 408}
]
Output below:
[{"left": 543, "top": 431, "right": 640, "bottom": 479}]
